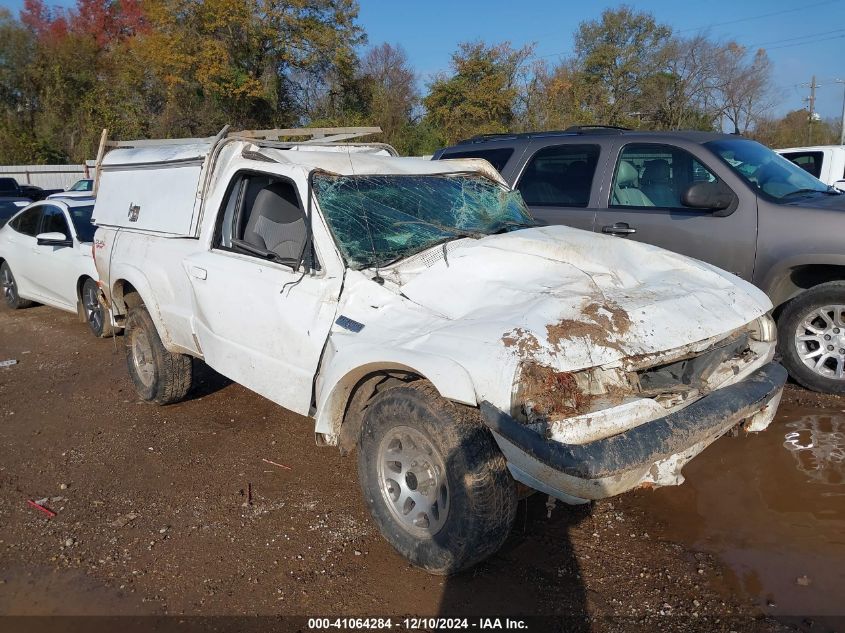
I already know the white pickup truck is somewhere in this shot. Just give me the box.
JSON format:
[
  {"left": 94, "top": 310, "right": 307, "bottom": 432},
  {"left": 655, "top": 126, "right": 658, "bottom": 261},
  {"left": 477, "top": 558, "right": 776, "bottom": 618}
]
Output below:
[
  {"left": 92, "top": 127, "right": 786, "bottom": 574},
  {"left": 777, "top": 145, "right": 845, "bottom": 191}
]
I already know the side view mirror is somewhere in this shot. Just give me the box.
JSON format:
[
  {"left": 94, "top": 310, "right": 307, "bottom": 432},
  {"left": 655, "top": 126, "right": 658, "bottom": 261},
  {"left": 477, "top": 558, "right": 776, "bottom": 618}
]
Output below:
[
  {"left": 833, "top": 180, "right": 845, "bottom": 193},
  {"left": 36, "top": 231, "right": 72, "bottom": 247},
  {"left": 681, "top": 181, "right": 736, "bottom": 215}
]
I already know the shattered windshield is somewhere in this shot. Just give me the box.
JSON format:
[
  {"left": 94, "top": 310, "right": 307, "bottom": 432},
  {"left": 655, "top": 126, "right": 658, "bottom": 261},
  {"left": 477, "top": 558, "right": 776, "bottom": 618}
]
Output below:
[{"left": 313, "top": 172, "right": 536, "bottom": 269}]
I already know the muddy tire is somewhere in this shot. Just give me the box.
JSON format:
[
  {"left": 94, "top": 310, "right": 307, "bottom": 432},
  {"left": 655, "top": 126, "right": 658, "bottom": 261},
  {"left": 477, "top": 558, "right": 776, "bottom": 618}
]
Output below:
[
  {"left": 1, "top": 262, "right": 34, "bottom": 310},
  {"left": 125, "top": 304, "right": 192, "bottom": 404},
  {"left": 81, "top": 277, "right": 113, "bottom": 338},
  {"left": 357, "top": 381, "right": 517, "bottom": 575},
  {"left": 778, "top": 282, "right": 845, "bottom": 394}
]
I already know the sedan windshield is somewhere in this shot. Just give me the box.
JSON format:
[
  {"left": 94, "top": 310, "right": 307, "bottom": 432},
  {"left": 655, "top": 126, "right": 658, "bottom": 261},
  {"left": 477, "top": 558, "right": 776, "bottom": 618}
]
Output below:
[
  {"left": 68, "top": 205, "right": 96, "bottom": 242},
  {"left": 313, "top": 173, "right": 536, "bottom": 269},
  {"left": 69, "top": 179, "right": 93, "bottom": 192},
  {"left": 705, "top": 138, "right": 837, "bottom": 200}
]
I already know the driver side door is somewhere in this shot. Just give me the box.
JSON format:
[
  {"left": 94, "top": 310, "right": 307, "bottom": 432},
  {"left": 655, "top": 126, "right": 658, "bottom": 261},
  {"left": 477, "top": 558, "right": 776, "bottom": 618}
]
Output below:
[
  {"left": 594, "top": 142, "right": 757, "bottom": 280},
  {"left": 184, "top": 171, "right": 343, "bottom": 415}
]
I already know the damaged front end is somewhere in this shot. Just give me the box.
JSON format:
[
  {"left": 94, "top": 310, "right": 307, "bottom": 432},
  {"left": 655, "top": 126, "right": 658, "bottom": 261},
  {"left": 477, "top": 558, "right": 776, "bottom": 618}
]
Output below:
[{"left": 481, "top": 318, "right": 787, "bottom": 504}]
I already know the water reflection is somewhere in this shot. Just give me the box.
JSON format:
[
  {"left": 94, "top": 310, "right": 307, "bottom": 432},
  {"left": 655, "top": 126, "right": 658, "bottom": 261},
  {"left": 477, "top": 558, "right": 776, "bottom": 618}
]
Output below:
[
  {"left": 783, "top": 415, "right": 845, "bottom": 487},
  {"left": 624, "top": 405, "right": 845, "bottom": 616}
]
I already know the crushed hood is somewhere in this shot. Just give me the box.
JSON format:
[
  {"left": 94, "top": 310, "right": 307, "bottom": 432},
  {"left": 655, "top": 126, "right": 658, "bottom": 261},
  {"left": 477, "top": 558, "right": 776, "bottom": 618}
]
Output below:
[
  {"left": 391, "top": 225, "right": 769, "bottom": 367},
  {"left": 329, "top": 225, "right": 771, "bottom": 409}
]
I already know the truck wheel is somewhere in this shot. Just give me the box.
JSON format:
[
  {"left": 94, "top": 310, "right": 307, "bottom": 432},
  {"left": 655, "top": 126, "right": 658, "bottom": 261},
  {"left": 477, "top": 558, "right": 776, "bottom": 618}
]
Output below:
[
  {"left": 779, "top": 281, "right": 845, "bottom": 394},
  {"left": 1, "top": 262, "right": 33, "bottom": 309},
  {"left": 125, "top": 304, "right": 192, "bottom": 404},
  {"left": 357, "top": 381, "right": 517, "bottom": 575},
  {"left": 81, "top": 278, "right": 113, "bottom": 338}
]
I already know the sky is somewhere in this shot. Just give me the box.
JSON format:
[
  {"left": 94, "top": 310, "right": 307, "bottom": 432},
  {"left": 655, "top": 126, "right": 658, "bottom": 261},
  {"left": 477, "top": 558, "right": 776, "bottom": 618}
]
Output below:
[{"left": 3, "top": 0, "right": 844, "bottom": 121}]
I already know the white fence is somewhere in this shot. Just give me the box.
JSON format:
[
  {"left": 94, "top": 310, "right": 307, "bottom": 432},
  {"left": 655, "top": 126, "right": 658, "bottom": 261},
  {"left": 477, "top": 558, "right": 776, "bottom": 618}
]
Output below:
[{"left": 0, "top": 163, "right": 95, "bottom": 190}]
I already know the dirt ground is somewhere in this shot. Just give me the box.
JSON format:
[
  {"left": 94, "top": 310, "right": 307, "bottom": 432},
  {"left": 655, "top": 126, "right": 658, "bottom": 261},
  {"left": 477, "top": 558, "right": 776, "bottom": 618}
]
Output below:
[{"left": 0, "top": 305, "right": 827, "bottom": 632}]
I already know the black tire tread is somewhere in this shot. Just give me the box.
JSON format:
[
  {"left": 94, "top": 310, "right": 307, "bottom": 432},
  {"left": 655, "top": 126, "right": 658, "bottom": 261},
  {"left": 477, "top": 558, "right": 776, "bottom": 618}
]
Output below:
[
  {"left": 125, "top": 303, "right": 192, "bottom": 405},
  {"left": 357, "top": 380, "right": 517, "bottom": 575},
  {"left": 81, "top": 277, "right": 114, "bottom": 338},
  {"left": 778, "top": 281, "right": 845, "bottom": 394}
]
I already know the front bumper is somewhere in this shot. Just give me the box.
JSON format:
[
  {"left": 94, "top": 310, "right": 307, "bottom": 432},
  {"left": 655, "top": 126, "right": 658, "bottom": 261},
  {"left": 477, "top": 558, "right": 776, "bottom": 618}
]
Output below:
[{"left": 480, "top": 362, "right": 787, "bottom": 504}]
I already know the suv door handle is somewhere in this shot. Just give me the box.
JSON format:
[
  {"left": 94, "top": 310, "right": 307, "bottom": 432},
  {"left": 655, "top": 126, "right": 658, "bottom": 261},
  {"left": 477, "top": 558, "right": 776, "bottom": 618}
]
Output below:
[
  {"left": 189, "top": 266, "right": 207, "bottom": 280},
  {"left": 602, "top": 222, "right": 636, "bottom": 235}
]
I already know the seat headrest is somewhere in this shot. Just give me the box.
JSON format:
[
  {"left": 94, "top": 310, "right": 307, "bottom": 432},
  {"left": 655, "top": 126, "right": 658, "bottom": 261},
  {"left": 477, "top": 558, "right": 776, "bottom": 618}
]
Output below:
[
  {"left": 252, "top": 183, "right": 302, "bottom": 224},
  {"left": 616, "top": 160, "right": 639, "bottom": 187},
  {"left": 643, "top": 159, "right": 670, "bottom": 183}
]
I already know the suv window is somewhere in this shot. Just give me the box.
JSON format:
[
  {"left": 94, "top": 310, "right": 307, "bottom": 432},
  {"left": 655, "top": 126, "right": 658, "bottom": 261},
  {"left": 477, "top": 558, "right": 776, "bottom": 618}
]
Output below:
[
  {"left": 438, "top": 148, "right": 514, "bottom": 173},
  {"left": 215, "top": 173, "right": 308, "bottom": 268},
  {"left": 611, "top": 143, "right": 719, "bottom": 209},
  {"left": 781, "top": 151, "right": 824, "bottom": 179},
  {"left": 517, "top": 144, "right": 600, "bottom": 208},
  {"left": 10, "top": 206, "right": 42, "bottom": 236},
  {"left": 41, "top": 205, "right": 71, "bottom": 239}
]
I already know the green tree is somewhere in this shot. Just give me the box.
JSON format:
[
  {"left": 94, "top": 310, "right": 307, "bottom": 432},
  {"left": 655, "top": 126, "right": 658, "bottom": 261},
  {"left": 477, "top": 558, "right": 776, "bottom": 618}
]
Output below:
[
  {"left": 423, "top": 41, "right": 533, "bottom": 145},
  {"left": 573, "top": 5, "right": 672, "bottom": 126}
]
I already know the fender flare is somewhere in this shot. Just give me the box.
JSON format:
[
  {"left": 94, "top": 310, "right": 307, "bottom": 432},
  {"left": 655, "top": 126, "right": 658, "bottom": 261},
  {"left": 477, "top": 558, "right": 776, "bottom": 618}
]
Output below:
[
  {"left": 759, "top": 254, "right": 845, "bottom": 309},
  {"left": 313, "top": 347, "right": 478, "bottom": 442},
  {"left": 109, "top": 263, "right": 175, "bottom": 348}
]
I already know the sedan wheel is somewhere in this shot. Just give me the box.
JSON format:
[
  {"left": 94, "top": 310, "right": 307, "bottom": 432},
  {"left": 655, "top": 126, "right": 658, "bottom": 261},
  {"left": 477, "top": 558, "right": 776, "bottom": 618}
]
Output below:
[
  {"left": 81, "top": 278, "right": 111, "bottom": 337},
  {"left": 0, "top": 262, "right": 33, "bottom": 310}
]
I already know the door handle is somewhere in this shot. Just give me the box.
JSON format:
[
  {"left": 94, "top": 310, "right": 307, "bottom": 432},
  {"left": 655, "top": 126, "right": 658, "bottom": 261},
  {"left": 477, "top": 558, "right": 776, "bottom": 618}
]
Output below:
[
  {"left": 602, "top": 222, "right": 637, "bottom": 235},
  {"left": 189, "top": 266, "right": 207, "bottom": 280}
]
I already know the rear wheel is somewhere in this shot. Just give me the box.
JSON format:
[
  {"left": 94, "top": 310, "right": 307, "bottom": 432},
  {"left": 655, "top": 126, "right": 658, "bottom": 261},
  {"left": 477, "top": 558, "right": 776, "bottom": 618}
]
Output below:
[
  {"left": 125, "top": 303, "right": 192, "bottom": 404},
  {"left": 779, "top": 282, "right": 845, "bottom": 394},
  {"left": 357, "top": 381, "right": 517, "bottom": 574},
  {"left": 1, "top": 262, "right": 33, "bottom": 310},
  {"left": 81, "top": 278, "right": 113, "bottom": 338}
]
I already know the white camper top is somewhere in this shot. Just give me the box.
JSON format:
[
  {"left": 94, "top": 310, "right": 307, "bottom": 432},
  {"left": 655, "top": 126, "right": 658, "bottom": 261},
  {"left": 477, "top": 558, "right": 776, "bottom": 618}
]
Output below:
[{"left": 92, "top": 127, "right": 503, "bottom": 238}]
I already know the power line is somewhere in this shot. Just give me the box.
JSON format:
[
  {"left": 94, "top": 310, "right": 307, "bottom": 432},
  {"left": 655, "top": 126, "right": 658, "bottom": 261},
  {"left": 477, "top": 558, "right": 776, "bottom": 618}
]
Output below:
[
  {"left": 748, "top": 27, "right": 845, "bottom": 49},
  {"left": 677, "top": 0, "right": 840, "bottom": 33},
  {"left": 765, "top": 33, "right": 845, "bottom": 51}
]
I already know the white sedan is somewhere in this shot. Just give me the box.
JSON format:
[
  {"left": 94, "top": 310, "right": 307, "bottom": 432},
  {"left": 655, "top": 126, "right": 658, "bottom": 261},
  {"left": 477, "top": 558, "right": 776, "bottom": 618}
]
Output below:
[{"left": 0, "top": 198, "right": 111, "bottom": 337}]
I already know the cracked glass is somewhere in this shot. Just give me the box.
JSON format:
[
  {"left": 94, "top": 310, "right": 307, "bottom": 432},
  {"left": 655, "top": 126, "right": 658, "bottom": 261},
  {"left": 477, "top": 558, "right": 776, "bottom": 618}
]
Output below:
[{"left": 313, "top": 172, "right": 535, "bottom": 269}]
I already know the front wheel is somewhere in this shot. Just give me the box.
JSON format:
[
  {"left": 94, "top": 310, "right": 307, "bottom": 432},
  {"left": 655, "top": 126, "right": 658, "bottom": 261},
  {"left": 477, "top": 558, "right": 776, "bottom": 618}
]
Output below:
[
  {"left": 81, "top": 278, "right": 113, "bottom": 338},
  {"left": 779, "top": 282, "right": 845, "bottom": 394},
  {"left": 357, "top": 381, "right": 517, "bottom": 575},
  {"left": 1, "top": 262, "right": 34, "bottom": 310},
  {"left": 125, "top": 304, "right": 193, "bottom": 404}
]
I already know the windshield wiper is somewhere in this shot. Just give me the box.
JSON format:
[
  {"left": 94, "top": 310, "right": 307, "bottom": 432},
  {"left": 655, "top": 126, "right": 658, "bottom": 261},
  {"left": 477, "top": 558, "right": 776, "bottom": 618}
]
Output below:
[{"left": 782, "top": 188, "right": 830, "bottom": 198}]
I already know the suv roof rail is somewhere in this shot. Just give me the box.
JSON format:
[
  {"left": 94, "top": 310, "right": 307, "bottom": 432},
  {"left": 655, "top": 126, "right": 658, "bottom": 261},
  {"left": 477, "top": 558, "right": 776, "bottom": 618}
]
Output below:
[
  {"left": 92, "top": 125, "right": 393, "bottom": 192},
  {"left": 563, "top": 125, "right": 631, "bottom": 134},
  {"left": 455, "top": 125, "right": 632, "bottom": 145}
]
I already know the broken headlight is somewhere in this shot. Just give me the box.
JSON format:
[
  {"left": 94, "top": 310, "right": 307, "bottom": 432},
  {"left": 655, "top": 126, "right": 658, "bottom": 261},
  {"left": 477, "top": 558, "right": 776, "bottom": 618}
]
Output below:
[{"left": 750, "top": 313, "right": 776, "bottom": 343}]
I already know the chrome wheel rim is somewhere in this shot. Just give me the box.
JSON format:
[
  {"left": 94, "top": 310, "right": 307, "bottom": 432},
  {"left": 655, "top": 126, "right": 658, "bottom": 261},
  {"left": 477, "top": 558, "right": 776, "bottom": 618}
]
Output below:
[
  {"left": 376, "top": 425, "right": 449, "bottom": 537},
  {"left": 1, "top": 266, "right": 16, "bottom": 305},
  {"left": 795, "top": 304, "right": 845, "bottom": 380},
  {"left": 83, "top": 283, "right": 103, "bottom": 333},
  {"left": 130, "top": 329, "right": 156, "bottom": 387}
]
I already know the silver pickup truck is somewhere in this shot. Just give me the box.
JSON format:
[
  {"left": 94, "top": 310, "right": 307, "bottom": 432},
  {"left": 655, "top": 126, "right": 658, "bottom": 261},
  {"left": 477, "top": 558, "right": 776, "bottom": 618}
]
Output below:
[{"left": 91, "top": 127, "right": 785, "bottom": 574}]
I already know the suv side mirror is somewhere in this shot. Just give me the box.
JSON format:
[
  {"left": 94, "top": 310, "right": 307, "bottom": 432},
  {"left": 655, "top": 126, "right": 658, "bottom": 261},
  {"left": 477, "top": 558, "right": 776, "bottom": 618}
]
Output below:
[
  {"left": 681, "top": 181, "right": 736, "bottom": 215},
  {"left": 36, "top": 231, "right": 73, "bottom": 247}
]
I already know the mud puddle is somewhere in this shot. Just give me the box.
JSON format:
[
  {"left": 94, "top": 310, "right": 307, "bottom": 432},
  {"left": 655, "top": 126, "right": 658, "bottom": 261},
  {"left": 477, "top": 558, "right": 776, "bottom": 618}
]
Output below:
[{"left": 623, "top": 402, "right": 845, "bottom": 617}]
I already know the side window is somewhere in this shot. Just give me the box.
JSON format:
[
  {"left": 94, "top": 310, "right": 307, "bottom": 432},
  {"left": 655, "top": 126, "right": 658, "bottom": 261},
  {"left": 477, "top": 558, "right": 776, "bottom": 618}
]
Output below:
[
  {"left": 215, "top": 173, "right": 308, "bottom": 268},
  {"left": 781, "top": 151, "right": 823, "bottom": 179},
  {"left": 10, "top": 207, "right": 42, "bottom": 236},
  {"left": 611, "top": 144, "right": 720, "bottom": 209},
  {"left": 439, "top": 148, "right": 514, "bottom": 173},
  {"left": 40, "top": 206, "right": 71, "bottom": 239},
  {"left": 516, "top": 144, "right": 600, "bottom": 208}
]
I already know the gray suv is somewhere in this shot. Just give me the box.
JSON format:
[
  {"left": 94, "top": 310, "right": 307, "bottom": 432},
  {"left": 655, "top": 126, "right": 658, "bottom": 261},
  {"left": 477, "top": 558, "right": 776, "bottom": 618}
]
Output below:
[{"left": 433, "top": 127, "right": 845, "bottom": 394}]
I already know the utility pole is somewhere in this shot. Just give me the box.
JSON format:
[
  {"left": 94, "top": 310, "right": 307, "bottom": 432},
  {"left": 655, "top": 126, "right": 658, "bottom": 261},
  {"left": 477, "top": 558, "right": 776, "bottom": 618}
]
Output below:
[
  {"left": 804, "top": 75, "right": 818, "bottom": 145},
  {"left": 837, "top": 79, "right": 845, "bottom": 146}
]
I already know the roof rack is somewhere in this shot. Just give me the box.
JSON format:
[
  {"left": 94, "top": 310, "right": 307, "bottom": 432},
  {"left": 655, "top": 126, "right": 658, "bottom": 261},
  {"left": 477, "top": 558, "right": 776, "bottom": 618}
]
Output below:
[
  {"left": 456, "top": 125, "right": 632, "bottom": 145},
  {"left": 92, "top": 125, "right": 392, "bottom": 192}
]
